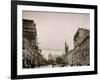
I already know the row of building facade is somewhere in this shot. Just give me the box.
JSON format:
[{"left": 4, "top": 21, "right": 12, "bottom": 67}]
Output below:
[
  {"left": 22, "top": 19, "right": 45, "bottom": 68},
  {"left": 22, "top": 19, "right": 90, "bottom": 67},
  {"left": 65, "top": 28, "right": 90, "bottom": 66}
]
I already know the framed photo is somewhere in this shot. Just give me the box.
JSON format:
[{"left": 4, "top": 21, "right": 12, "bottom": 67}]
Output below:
[{"left": 11, "top": 0, "right": 97, "bottom": 79}]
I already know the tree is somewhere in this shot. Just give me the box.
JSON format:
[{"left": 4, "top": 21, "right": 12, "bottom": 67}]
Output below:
[
  {"left": 47, "top": 59, "right": 54, "bottom": 65},
  {"left": 55, "top": 56, "right": 64, "bottom": 66}
]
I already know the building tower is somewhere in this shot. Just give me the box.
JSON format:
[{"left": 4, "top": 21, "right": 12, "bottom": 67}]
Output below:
[
  {"left": 65, "top": 40, "right": 69, "bottom": 55},
  {"left": 64, "top": 40, "right": 69, "bottom": 66}
]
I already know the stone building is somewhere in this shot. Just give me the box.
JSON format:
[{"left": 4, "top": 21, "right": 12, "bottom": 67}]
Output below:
[
  {"left": 73, "top": 28, "right": 90, "bottom": 66},
  {"left": 22, "top": 19, "right": 43, "bottom": 68},
  {"left": 67, "top": 49, "right": 75, "bottom": 66},
  {"left": 64, "top": 41, "right": 69, "bottom": 66},
  {"left": 23, "top": 38, "right": 35, "bottom": 68}
]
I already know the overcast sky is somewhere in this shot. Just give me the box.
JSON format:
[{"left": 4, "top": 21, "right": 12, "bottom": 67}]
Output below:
[{"left": 23, "top": 11, "right": 90, "bottom": 51}]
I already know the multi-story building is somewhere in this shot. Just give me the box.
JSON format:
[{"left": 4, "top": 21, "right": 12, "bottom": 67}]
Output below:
[
  {"left": 23, "top": 38, "right": 35, "bottom": 68},
  {"left": 73, "top": 28, "right": 90, "bottom": 66},
  {"left": 67, "top": 49, "right": 75, "bottom": 66},
  {"left": 23, "top": 19, "right": 43, "bottom": 68}
]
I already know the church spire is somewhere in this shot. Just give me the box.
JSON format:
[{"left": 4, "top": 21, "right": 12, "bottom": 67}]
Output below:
[{"left": 65, "top": 40, "right": 68, "bottom": 55}]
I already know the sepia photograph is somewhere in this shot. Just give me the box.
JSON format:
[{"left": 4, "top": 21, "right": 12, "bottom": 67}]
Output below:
[
  {"left": 22, "top": 11, "right": 90, "bottom": 69},
  {"left": 11, "top": 1, "right": 97, "bottom": 79}
]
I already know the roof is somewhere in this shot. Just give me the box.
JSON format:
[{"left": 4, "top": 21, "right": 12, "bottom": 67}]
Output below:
[
  {"left": 23, "top": 19, "right": 34, "bottom": 23},
  {"left": 74, "top": 28, "right": 89, "bottom": 40}
]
